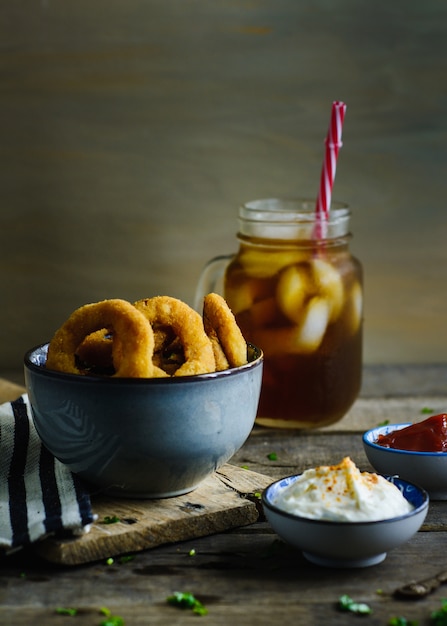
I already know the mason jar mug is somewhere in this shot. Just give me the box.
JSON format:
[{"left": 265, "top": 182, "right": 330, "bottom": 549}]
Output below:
[{"left": 196, "top": 198, "right": 363, "bottom": 429}]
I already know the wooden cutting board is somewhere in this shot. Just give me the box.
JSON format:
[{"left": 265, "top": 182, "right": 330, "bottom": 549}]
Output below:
[{"left": 34, "top": 464, "right": 274, "bottom": 566}]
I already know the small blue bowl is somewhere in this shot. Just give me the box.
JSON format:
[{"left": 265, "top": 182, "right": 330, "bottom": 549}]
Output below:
[
  {"left": 25, "top": 342, "right": 263, "bottom": 498},
  {"left": 262, "top": 473, "right": 428, "bottom": 568},
  {"left": 363, "top": 423, "right": 447, "bottom": 500}
]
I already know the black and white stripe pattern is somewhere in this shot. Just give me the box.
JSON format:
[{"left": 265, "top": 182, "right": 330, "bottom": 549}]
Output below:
[{"left": 0, "top": 395, "right": 95, "bottom": 550}]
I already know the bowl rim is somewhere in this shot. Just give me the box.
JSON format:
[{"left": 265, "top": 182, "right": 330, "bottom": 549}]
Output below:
[
  {"left": 363, "top": 423, "right": 447, "bottom": 457},
  {"left": 24, "top": 342, "right": 263, "bottom": 385},
  {"left": 262, "top": 472, "right": 429, "bottom": 527}
]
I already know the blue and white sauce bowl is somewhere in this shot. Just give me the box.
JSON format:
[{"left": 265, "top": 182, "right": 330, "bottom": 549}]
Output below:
[
  {"left": 262, "top": 473, "right": 428, "bottom": 568},
  {"left": 363, "top": 423, "right": 447, "bottom": 500}
]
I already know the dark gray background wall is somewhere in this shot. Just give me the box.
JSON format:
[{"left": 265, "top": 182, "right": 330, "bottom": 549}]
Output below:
[{"left": 1, "top": 1, "right": 446, "bottom": 380}]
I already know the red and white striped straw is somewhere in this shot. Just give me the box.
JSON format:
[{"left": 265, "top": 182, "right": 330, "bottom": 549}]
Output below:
[{"left": 315, "top": 101, "right": 347, "bottom": 234}]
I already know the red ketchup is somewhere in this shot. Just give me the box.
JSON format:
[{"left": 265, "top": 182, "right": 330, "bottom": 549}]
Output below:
[{"left": 377, "top": 413, "right": 447, "bottom": 452}]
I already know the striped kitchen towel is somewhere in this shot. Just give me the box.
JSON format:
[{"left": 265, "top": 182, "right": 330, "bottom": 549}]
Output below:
[{"left": 0, "top": 394, "right": 95, "bottom": 551}]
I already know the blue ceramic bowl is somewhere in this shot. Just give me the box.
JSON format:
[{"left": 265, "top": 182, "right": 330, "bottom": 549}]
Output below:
[
  {"left": 262, "top": 473, "right": 428, "bottom": 568},
  {"left": 24, "top": 343, "right": 263, "bottom": 498},
  {"left": 363, "top": 423, "right": 447, "bottom": 500}
]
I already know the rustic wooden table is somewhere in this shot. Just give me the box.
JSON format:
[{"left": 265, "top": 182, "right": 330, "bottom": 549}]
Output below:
[{"left": 0, "top": 366, "right": 446, "bottom": 625}]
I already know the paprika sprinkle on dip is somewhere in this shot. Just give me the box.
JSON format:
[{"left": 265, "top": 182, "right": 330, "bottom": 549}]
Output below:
[
  {"left": 377, "top": 414, "right": 447, "bottom": 452},
  {"left": 271, "top": 457, "right": 412, "bottom": 521}
]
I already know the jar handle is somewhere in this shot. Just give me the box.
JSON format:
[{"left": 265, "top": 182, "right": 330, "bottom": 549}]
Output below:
[{"left": 194, "top": 254, "right": 234, "bottom": 311}]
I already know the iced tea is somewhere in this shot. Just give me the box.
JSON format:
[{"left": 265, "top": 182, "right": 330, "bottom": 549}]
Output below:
[{"left": 223, "top": 199, "right": 363, "bottom": 428}]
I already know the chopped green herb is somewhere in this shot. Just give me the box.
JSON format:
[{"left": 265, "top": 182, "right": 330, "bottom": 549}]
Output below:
[
  {"left": 167, "top": 591, "right": 208, "bottom": 616},
  {"left": 188, "top": 549, "right": 196, "bottom": 556},
  {"left": 388, "top": 617, "right": 418, "bottom": 626},
  {"left": 267, "top": 452, "right": 278, "bottom": 461},
  {"left": 55, "top": 607, "right": 78, "bottom": 616},
  {"left": 241, "top": 465, "right": 249, "bottom": 470},
  {"left": 100, "top": 616, "right": 124, "bottom": 626},
  {"left": 431, "top": 599, "right": 447, "bottom": 625},
  {"left": 105, "top": 557, "right": 114, "bottom": 566},
  {"left": 338, "top": 594, "right": 372, "bottom": 615},
  {"left": 378, "top": 419, "right": 390, "bottom": 426},
  {"left": 101, "top": 515, "right": 120, "bottom": 524},
  {"left": 99, "top": 607, "right": 125, "bottom": 626},
  {"left": 118, "top": 555, "right": 135, "bottom": 564},
  {"left": 421, "top": 407, "right": 435, "bottom": 414}
]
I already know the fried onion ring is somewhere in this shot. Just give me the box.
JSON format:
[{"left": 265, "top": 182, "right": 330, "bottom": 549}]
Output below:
[
  {"left": 152, "top": 335, "right": 185, "bottom": 375},
  {"left": 134, "top": 296, "right": 215, "bottom": 376},
  {"left": 207, "top": 334, "right": 230, "bottom": 372},
  {"left": 46, "top": 299, "right": 155, "bottom": 378},
  {"left": 202, "top": 293, "right": 247, "bottom": 369},
  {"left": 75, "top": 328, "right": 114, "bottom": 373}
]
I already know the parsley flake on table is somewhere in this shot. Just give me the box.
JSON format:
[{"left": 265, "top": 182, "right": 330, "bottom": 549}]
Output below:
[
  {"left": 101, "top": 515, "right": 120, "bottom": 524},
  {"left": 388, "top": 617, "right": 419, "bottom": 626},
  {"left": 118, "top": 555, "right": 135, "bottom": 564},
  {"left": 55, "top": 607, "right": 78, "bottom": 616},
  {"left": 167, "top": 591, "right": 208, "bottom": 616},
  {"left": 338, "top": 594, "right": 372, "bottom": 614},
  {"left": 267, "top": 452, "right": 278, "bottom": 461},
  {"left": 99, "top": 607, "right": 125, "bottom": 626}
]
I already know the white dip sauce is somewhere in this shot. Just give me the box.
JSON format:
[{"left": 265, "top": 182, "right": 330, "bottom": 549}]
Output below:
[{"left": 274, "top": 457, "right": 413, "bottom": 522}]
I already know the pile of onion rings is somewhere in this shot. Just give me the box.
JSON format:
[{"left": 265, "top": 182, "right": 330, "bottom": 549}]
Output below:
[{"left": 45, "top": 294, "right": 248, "bottom": 378}]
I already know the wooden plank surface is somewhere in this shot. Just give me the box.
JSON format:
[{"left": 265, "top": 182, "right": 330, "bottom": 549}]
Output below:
[
  {"left": 1, "top": 500, "right": 447, "bottom": 626},
  {"left": 324, "top": 395, "right": 446, "bottom": 431},
  {"left": 1, "top": 374, "right": 447, "bottom": 625},
  {"left": 34, "top": 465, "right": 272, "bottom": 566}
]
